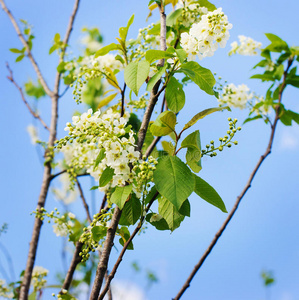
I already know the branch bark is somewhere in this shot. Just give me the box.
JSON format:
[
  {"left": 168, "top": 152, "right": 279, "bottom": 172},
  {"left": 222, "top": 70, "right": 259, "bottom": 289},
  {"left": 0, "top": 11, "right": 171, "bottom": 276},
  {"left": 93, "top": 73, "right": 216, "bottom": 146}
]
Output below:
[{"left": 173, "top": 58, "right": 294, "bottom": 300}]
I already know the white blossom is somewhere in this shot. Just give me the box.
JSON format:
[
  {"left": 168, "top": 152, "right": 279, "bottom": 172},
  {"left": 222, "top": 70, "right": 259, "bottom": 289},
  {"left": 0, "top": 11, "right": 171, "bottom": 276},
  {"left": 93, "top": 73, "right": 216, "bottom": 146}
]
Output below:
[
  {"left": 229, "top": 35, "right": 262, "bottom": 56},
  {"left": 53, "top": 223, "right": 68, "bottom": 237},
  {"left": 181, "top": 8, "right": 232, "bottom": 60},
  {"left": 218, "top": 83, "right": 253, "bottom": 109}
]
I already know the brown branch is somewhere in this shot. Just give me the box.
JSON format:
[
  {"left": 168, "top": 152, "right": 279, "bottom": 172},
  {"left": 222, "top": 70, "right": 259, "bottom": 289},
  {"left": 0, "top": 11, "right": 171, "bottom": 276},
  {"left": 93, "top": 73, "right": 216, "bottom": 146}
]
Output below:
[
  {"left": 98, "top": 192, "right": 159, "bottom": 300},
  {"left": 6, "top": 63, "right": 50, "bottom": 131},
  {"left": 75, "top": 178, "right": 92, "bottom": 223},
  {"left": 0, "top": 0, "right": 53, "bottom": 97},
  {"left": 173, "top": 58, "right": 294, "bottom": 300},
  {"left": 121, "top": 83, "right": 127, "bottom": 117},
  {"left": 89, "top": 207, "right": 122, "bottom": 300},
  {"left": 18, "top": 1, "right": 81, "bottom": 298}
]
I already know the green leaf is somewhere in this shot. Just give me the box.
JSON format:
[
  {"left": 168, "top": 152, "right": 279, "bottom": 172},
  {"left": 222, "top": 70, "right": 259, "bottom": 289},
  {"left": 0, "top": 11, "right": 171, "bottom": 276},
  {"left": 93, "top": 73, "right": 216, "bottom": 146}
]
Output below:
[
  {"left": 91, "top": 226, "right": 107, "bottom": 242},
  {"left": 178, "top": 199, "right": 191, "bottom": 217},
  {"left": 161, "top": 140, "right": 175, "bottom": 155},
  {"left": 15, "top": 54, "right": 25, "bottom": 62},
  {"left": 54, "top": 33, "right": 60, "bottom": 43},
  {"left": 146, "top": 213, "right": 169, "bottom": 230},
  {"left": 287, "top": 110, "right": 299, "bottom": 125},
  {"left": 94, "top": 148, "right": 106, "bottom": 169},
  {"left": 97, "top": 92, "right": 118, "bottom": 109},
  {"left": 119, "top": 14, "right": 135, "bottom": 42},
  {"left": 286, "top": 75, "right": 299, "bottom": 88},
  {"left": 166, "top": 8, "right": 183, "bottom": 26},
  {"left": 145, "top": 50, "right": 174, "bottom": 64},
  {"left": 110, "top": 185, "right": 133, "bottom": 209},
  {"left": 250, "top": 73, "right": 275, "bottom": 81},
  {"left": 274, "top": 64, "right": 284, "bottom": 80},
  {"left": 150, "top": 111, "right": 177, "bottom": 136},
  {"left": 146, "top": 64, "right": 167, "bottom": 92},
  {"left": 195, "top": 0, "right": 217, "bottom": 11},
  {"left": 183, "top": 106, "right": 230, "bottom": 131},
  {"left": 175, "top": 49, "right": 187, "bottom": 64},
  {"left": 24, "top": 80, "right": 46, "bottom": 99},
  {"left": 165, "top": 76, "right": 185, "bottom": 113},
  {"left": 94, "top": 43, "right": 120, "bottom": 58},
  {"left": 144, "top": 185, "right": 158, "bottom": 204},
  {"left": 99, "top": 167, "right": 114, "bottom": 187},
  {"left": 263, "top": 33, "right": 289, "bottom": 53},
  {"left": 49, "top": 44, "right": 57, "bottom": 54},
  {"left": 181, "top": 130, "right": 202, "bottom": 173},
  {"left": 153, "top": 156, "right": 195, "bottom": 210},
  {"left": 28, "top": 292, "right": 37, "bottom": 300},
  {"left": 118, "top": 226, "right": 134, "bottom": 250},
  {"left": 124, "top": 60, "right": 150, "bottom": 96},
  {"left": 178, "top": 61, "right": 216, "bottom": 95},
  {"left": 243, "top": 115, "right": 263, "bottom": 125},
  {"left": 119, "top": 194, "right": 141, "bottom": 226},
  {"left": 158, "top": 196, "right": 187, "bottom": 231},
  {"left": 9, "top": 48, "right": 23, "bottom": 53},
  {"left": 194, "top": 174, "right": 227, "bottom": 213}
]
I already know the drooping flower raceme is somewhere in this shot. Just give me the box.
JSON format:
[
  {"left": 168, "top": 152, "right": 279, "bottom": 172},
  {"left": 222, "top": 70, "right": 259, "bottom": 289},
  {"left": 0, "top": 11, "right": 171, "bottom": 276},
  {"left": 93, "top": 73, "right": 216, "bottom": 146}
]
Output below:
[
  {"left": 0, "top": 279, "right": 13, "bottom": 298},
  {"left": 229, "top": 35, "right": 262, "bottom": 56},
  {"left": 218, "top": 83, "right": 253, "bottom": 109},
  {"left": 58, "top": 108, "right": 156, "bottom": 198},
  {"left": 181, "top": 8, "right": 232, "bottom": 60}
]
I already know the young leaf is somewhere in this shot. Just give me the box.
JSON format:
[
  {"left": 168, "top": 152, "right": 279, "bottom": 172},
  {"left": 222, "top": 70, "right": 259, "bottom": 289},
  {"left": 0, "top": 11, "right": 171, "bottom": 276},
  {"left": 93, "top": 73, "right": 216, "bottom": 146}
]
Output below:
[
  {"left": 110, "top": 185, "right": 133, "bottom": 209},
  {"left": 99, "top": 167, "right": 114, "bottom": 187},
  {"left": 119, "top": 14, "right": 135, "bottom": 42},
  {"left": 183, "top": 106, "right": 231, "bottom": 131},
  {"left": 150, "top": 111, "right": 177, "bottom": 136},
  {"left": 158, "top": 196, "right": 188, "bottom": 231},
  {"left": 166, "top": 8, "right": 183, "bottom": 26},
  {"left": 94, "top": 148, "right": 106, "bottom": 169},
  {"left": 94, "top": 43, "right": 120, "bottom": 58},
  {"left": 181, "top": 130, "right": 202, "bottom": 173},
  {"left": 97, "top": 93, "right": 118, "bottom": 109},
  {"left": 161, "top": 140, "right": 175, "bottom": 155},
  {"left": 178, "top": 61, "right": 216, "bottom": 95},
  {"left": 124, "top": 60, "right": 150, "bottom": 96},
  {"left": 146, "top": 65, "right": 167, "bottom": 92},
  {"left": 91, "top": 226, "right": 107, "bottom": 242},
  {"left": 15, "top": 54, "right": 25, "bottom": 62},
  {"left": 119, "top": 194, "right": 141, "bottom": 226},
  {"left": 153, "top": 156, "right": 195, "bottom": 210},
  {"left": 118, "top": 226, "right": 134, "bottom": 250},
  {"left": 9, "top": 48, "right": 23, "bottom": 53},
  {"left": 145, "top": 50, "right": 174, "bottom": 64},
  {"left": 196, "top": 0, "right": 217, "bottom": 11},
  {"left": 165, "top": 76, "right": 185, "bottom": 113},
  {"left": 194, "top": 174, "right": 227, "bottom": 213},
  {"left": 175, "top": 49, "right": 187, "bottom": 64}
]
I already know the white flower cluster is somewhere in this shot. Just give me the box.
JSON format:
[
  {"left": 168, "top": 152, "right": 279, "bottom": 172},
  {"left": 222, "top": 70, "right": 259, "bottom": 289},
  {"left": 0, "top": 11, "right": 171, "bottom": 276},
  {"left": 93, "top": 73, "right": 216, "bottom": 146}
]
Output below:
[
  {"left": 181, "top": 8, "right": 232, "bottom": 60},
  {"left": 53, "top": 223, "right": 69, "bottom": 237},
  {"left": 229, "top": 35, "right": 262, "bottom": 56},
  {"left": 80, "top": 35, "right": 102, "bottom": 53},
  {"left": 31, "top": 266, "right": 49, "bottom": 292},
  {"left": 176, "top": 1, "right": 208, "bottom": 28},
  {"left": 81, "top": 54, "right": 123, "bottom": 73},
  {"left": 0, "top": 279, "right": 13, "bottom": 299},
  {"left": 218, "top": 83, "right": 253, "bottom": 109},
  {"left": 61, "top": 108, "right": 152, "bottom": 197}
]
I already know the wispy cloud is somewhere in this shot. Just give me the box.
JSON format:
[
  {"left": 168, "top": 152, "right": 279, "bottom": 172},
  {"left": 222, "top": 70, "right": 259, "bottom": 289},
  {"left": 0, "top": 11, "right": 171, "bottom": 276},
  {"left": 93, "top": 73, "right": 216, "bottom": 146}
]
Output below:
[
  {"left": 108, "top": 280, "right": 147, "bottom": 300},
  {"left": 279, "top": 127, "right": 299, "bottom": 150}
]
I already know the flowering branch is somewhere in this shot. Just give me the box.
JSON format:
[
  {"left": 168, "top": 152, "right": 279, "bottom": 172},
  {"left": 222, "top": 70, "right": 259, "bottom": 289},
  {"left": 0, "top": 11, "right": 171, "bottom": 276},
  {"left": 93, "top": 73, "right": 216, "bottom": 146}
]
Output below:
[
  {"left": 6, "top": 63, "right": 50, "bottom": 131},
  {"left": 0, "top": 0, "right": 53, "bottom": 97},
  {"left": 173, "top": 58, "right": 294, "bottom": 300}
]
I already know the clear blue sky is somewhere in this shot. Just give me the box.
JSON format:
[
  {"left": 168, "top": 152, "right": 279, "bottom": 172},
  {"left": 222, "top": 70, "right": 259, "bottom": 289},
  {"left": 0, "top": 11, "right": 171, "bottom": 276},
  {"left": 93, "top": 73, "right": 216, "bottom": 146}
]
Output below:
[{"left": 1, "top": 1, "right": 299, "bottom": 299}]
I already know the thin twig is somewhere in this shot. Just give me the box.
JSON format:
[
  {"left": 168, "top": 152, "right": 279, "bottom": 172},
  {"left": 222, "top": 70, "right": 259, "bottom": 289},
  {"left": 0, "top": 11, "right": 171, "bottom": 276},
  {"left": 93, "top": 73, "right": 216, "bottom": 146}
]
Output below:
[
  {"left": 6, "top": 63, "right": 50, "bottom": 131},
  {"left": 0, "top": 0, "right": 53, "bottom": 96},
  {"left": 75, "top": 178, "right": 92, "bottom": 223},
  {"left": 173, "top": 58, "right": 294, "bottom": 300},
  {"left": 98, "top": 192, "right": 159, "bottom": 300},
  {"left": 121, "top": 83, "right": 127, "bottom": 117}
]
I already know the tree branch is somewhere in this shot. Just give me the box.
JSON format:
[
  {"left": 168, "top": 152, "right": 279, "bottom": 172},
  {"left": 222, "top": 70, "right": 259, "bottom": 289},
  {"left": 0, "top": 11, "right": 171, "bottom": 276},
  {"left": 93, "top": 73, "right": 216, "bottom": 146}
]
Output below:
[
  {"left": 6, "top": 63, "right": 50, "bottom": 131},
  {"left": 172, "top": 58, "right": 294, "bottom": 300},
  {"left": 89, "top": 207, "right": 122, "bottom": 300},
  {"left": 98, "top": 192, "right": 159, "bottom": 300},
  {"left": 75, "top": 178, "right": 92, "bottom": 223},
  {"left": 0, "top": 0, "right": 53, "bottom": 97}
]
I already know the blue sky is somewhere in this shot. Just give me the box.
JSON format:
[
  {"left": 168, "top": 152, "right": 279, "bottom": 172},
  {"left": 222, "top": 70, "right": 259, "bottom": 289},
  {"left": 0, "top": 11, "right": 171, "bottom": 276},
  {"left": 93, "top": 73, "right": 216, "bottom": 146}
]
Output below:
[{"left": 1, "top": 1, "right": 299, "bottom": 299}]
